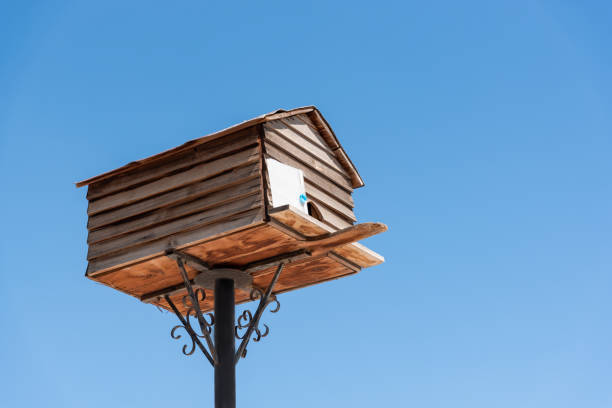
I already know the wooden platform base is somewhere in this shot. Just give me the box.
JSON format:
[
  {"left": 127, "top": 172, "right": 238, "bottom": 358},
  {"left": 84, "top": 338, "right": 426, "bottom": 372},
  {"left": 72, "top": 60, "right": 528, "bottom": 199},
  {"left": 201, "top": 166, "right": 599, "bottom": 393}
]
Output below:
[{"left": 87, "top": 206, "right": 386, "bottom": 314}]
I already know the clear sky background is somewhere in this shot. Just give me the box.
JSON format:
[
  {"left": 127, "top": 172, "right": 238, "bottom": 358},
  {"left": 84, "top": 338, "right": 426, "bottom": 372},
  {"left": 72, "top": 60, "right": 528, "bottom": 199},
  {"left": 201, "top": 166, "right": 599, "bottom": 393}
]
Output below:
[{"left": 1, "top": 1, "right": 611, "bottom": 407}]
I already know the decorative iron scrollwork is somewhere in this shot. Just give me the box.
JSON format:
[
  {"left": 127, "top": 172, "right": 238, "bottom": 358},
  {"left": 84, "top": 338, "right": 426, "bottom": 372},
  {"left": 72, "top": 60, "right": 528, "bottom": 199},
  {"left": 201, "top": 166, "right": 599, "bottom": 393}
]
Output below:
[
  {"left": 170, "top": 325, "right": 197, "bottom": 356},
  {"left": 250, "top": 287, "right": 281, "bottom": 314},
  {"left": 169, "top": 289, "right": 215, "bottom": 356},
  {"left": 234, "top": 289, "right": 280, "bottom": 347},
  {"left": 184, "top": 289, "right": 215, "bottom": 336},
  {"left": 234, "top": 264, "right": 284, "bottom": 361},
  {"left": 163, "top": 250, "right": 286, "bottom": 365}
]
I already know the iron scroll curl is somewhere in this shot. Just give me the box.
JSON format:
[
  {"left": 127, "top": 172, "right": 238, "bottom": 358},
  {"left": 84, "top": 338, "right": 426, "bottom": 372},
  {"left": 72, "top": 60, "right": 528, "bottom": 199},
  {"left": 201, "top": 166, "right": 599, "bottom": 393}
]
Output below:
[
  {"left": 234, "top": 263, "right": 285, "bottom": 362},
  {"left": 162, "top": 251, "right": 286, "bottom": 366},
  {"left": 234, "top": 288, "right": 281, "bottom": 350},
  {"left": 169, "top": 289, "right": 215, "bottom": 356}
]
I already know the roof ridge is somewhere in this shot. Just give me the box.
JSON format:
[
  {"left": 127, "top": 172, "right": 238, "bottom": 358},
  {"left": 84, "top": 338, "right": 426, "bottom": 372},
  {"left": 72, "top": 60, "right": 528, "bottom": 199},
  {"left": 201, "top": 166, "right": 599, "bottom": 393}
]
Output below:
[{"left": 76, "top": 106, "right": 363, "bottom": 189}]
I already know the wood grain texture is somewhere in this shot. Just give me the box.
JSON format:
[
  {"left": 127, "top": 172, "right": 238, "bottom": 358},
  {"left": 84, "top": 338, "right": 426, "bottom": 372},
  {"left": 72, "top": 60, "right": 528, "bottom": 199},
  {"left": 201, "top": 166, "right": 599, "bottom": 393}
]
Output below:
[
  {"left": 306, "top": 110, "right": 364, "bottom": 188},
  {"left": 265, "top": 118, "right": 327, "bottom": 150},
  {"left": 183, "top": 224, "right": 301, "bottom": 267},
  {"left": 304, "top": 111, "right": 340, "bottom": 150},
  {"left": 250, "top": 256, "right": 355, "bottom": 296},
  {"left": 307, "top": 196, "right": 353, "bottom": 229},
  {"left": 88, "top": 146, "right": 261, "bottom": 215},
  {"left": 282, "top": 116, "right": 338, "bottom": 151},
  {"left": 86, "top": 208, "right": 265, "bottom": 275},
  {"left": 86, "top": 127, "right": 259, "bottom": 200},
  {"left": 256, "top": 124, "right": 271, "bottom": 221},
  {"left": 146, "top": 255, "right": 356, "bottom": 314},
  {"left": 263, "top": 122, "right": 352, "bottom": 190},
  {"left": 268, "top": 206, "right": 384, "bottom": 267},
  {"left": 264, "top": 144, "right": 353, "bottom": 206},
  {"left": 295, "top": 113, "right": 319, "bottom": 132},
  {"left": 334, "top": 242, "right": 384, "bottom": 269},
  {"left": 263, "top": 124, "right": 347, "bottom": 177},
  {"left": 264, "top": 138, "right": 353, "bottom": 198},
  {"left": 94, "top": 255, "right": 189, "bottom": 297},
  {"left": 88, "top": 206, "right": 384, "bottom": 313},
  {"left": 76, "top": 107, "right": 364, "bottom": 191},
  {"left": 87, "top": 177, "right": 262, "bottom": 244},
  {"left": 79, "top": 106, "right": 382, "bottom": 313},
  {"left": 88, "top": 193, "right": 262, "bottom": 260},
  {"left": 304, "top": 223, "right": 386, "bottom": 255},
  {"left": 305, "top": 181, "right": 356, "bottom": 221},
  {"left": 87, "top": 163, "right": 261, "bottom": 230},
  {"left": 268, "top": 205, "right": 329, "bottom": 236}
]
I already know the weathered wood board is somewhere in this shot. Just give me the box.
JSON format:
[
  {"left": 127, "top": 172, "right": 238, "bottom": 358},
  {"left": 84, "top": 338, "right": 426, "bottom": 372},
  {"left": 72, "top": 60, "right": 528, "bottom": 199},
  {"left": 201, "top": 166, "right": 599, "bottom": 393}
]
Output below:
[
  {"left": 77, "top": 107, "right": 384, "bottom": 314},
  {"left": 262, "top": 114, "right": 357, "bottom": 230},
  {"left": 90, "top": 206, "right": 385, "bottom": 314}
]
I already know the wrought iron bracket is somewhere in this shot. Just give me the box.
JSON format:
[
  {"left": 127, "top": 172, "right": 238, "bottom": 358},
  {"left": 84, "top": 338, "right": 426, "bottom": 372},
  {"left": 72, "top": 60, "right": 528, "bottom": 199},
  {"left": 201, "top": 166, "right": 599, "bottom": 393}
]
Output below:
[
  {"left": 234, "top": 263, "right": 284, "bottom": 364},
  {"left": 158, "top": 249, "right": 300, "bottom": 366},
  {"left": 164, "top": 293, "right": 215, "bottom": 366},
  {"left": 164, "top": 251, "right": 217, "bottom": 366}
]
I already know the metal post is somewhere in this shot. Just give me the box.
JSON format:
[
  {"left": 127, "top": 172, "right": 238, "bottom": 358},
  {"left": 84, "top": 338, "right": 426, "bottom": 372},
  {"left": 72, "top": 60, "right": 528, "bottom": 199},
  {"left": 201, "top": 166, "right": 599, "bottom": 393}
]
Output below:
[{"left": 214, "top": 278, "right": 236, "bottom": 408}]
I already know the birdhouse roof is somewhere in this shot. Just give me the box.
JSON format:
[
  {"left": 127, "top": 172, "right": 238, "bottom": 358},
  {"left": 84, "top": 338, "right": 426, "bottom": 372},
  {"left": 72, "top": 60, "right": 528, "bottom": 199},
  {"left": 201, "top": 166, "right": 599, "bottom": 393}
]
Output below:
[{"left": 76, "top": 106, "right": 364, "bottom": 189}]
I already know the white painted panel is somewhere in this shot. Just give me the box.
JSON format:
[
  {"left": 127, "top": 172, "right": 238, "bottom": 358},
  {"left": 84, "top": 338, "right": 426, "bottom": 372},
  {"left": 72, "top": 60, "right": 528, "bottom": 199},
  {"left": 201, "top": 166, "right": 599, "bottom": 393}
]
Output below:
[{"left": 266, "top": 158, "right": 308, "bottom": 213}]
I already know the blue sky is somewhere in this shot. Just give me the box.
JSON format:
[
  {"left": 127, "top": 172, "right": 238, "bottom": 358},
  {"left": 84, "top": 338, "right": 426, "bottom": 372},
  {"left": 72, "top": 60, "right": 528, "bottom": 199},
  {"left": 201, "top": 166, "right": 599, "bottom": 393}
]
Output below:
[{"left": 1, "top": 1, "right": 611, "bottom": 407}]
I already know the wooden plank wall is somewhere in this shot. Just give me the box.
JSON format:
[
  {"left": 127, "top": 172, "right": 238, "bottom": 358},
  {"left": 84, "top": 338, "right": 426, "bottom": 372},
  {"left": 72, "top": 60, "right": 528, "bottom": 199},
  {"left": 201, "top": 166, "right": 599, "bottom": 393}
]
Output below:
[
  {"left": 85, "top": 126, "right": 265, "bottom": 276},
  {"left": 262, "top": 114, "right": 356, "bottom": 230}
]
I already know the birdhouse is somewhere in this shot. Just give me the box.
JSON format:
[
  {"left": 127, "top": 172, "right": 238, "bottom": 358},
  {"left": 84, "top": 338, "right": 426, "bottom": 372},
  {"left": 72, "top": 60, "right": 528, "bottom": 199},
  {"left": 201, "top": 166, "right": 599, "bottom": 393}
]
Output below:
[{"left": 77, "top": 106, "right": 386, "bottom": 313}]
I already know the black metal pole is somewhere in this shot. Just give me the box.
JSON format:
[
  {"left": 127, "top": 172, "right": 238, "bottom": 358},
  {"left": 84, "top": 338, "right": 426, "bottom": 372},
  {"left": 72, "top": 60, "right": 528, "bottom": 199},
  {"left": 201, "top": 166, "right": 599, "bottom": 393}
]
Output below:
[{"left": 214, "top": 278, "right": 236, "bottom": 408}]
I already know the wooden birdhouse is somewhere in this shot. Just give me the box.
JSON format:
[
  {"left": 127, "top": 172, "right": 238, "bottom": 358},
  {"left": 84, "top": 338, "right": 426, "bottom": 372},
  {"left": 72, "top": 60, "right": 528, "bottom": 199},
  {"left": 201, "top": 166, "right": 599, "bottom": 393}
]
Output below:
[{"left": 77, "top": 106, "right": 386, "bottom": 313}]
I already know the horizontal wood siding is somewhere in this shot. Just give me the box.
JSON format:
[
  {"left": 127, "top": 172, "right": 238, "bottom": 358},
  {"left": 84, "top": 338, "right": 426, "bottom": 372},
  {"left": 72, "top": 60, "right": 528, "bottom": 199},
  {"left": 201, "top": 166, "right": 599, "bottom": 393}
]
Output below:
[
  {"left": 264, "top": 127, "right": 351, "bottom": 187},
  {"left": 304, "top": 181, "right": 356, "bottom": 222},
  {"left": 86, "top": 127, "right": 258, "bottom": 200},
  {"left": 263, "top": 118, "right": 356, "bottom": 230},
  {"left": 294, "top": 113, "right": 318, "bottom": 132},
  {"left": 87, "top": 163, "right": 261, "bottom": 230},
  {"left": 264, "top": 144, "right": 353, "bottom": 205},
  {"left": 85, "top": 127, "right": 265, "bottom": 274},
  {"left": 264, "top": 123, "right": 347, "bottom": 176},
  {"left": 88, "top": 177, "right": 261, "bottom": 244},
  {"left": 307, "top": 198, "right": 352, "bottom": 229},
  {"left": 87, "top": 208, "right": 264, "bottom": 276},
  {"left": 87, "top": 192, "right": 262, "bottom": 259},
  {"left": 88, "top": 146, "right": 260, "bottom": 215}
]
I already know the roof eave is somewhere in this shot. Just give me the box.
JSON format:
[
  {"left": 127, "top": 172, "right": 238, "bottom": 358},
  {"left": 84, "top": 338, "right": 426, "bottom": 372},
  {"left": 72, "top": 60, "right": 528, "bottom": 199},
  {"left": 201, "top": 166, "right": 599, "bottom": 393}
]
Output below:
[
  {"left": 306, "top": 108, "right": 365, "bottom": 189},
  {"left": 76, "top": 106, "right": 364, "bottom": 189}
]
